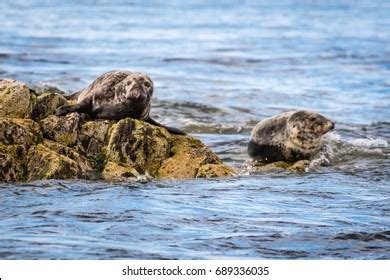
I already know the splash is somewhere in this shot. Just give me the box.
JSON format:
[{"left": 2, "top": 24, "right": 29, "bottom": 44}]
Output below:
[{"left": 347, "top": 138, "right": 388, "bottom": 148}]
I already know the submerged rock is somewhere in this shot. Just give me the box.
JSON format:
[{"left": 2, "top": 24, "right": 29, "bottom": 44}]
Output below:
[
  {"left": 240, "top": 159, "right": 311, "bottom": 174},
  {"left": 0, "top": 79, "right": 234, "bottom": 182}
]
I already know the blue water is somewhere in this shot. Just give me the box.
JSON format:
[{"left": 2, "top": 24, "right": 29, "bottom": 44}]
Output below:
[{"left": 0, "top": 0, "right": 389, "bottom": 259}]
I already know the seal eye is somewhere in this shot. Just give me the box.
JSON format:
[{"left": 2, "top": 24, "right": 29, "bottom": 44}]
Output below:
[{"left": 144, "top": 81, "right": 152, "bottom": 89}]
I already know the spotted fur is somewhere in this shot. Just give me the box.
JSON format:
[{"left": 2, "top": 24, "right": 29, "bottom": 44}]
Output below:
[{"left": 248, "top": 110, "right": 335, "bottom": 163}]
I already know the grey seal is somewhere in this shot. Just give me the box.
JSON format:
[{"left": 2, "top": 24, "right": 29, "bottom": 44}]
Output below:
[
  {"left": 55, "top": 70, "right": 186, "bottom": 135},
  {"left": 248, "top": 110, "right": 335, "bottom": 163}
]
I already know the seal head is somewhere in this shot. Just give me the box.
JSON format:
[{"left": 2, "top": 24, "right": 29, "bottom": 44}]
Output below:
[{"left": 285, "top": 110, "right": 335, "bottom": 152}]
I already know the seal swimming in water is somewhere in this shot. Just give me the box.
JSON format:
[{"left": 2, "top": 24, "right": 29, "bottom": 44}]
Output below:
[
  {"left": 55, "top": 70, "right": 186, "bottom": 135},
  {"left": 248, "top": 110, "right": 335, "bottom": 163}
]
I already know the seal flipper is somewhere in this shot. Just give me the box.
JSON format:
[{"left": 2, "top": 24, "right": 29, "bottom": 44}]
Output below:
[
  {"left": 146, "top": 117, "right": 187, "bottom": 135},
  {"left": 55, "top": 97, "right": 91, "bottom": 116},
  {"left": 248, "top": 140, "right": 285, "bottom": 163}
]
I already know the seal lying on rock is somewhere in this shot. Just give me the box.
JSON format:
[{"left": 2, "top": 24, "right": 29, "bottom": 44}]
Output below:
[
  {"left": 55, "top": 70, "right": 186, "bottom": 135},
  {"left": 248, "top": 110, "right": 335, "bottom": 163}
]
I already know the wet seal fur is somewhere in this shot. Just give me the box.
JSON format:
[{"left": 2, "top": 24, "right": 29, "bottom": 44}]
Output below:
[
  {"left": 248, "top": 110, "right": 335, "bottom": 163},
  {"left": 55, "top": 70, "right": 186, "bottom": 135}
]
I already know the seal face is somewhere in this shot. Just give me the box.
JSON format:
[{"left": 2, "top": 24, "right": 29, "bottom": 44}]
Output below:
[
  {"left": 55, "top": 70, "right": 186, "bottom": 135},
  {"left": 248, "top": 110, "right": 335, "bottom": 163}
]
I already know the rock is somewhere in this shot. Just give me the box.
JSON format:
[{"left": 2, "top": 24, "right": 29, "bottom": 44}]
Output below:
[
  {"left": 76, "top": 120, "right": 113, "bottom": 159},
  {"left": 0, "top": 153, "right": 24, "bottom": 182},
  {"left": 26, "top": 144, "right": 91, "bottom": 181},
  {"left": 42, "top": 139, "right": 95, "bottom": 175},
  {"left": 40, "top": 113, "right": 85, "bottom": 146},
  {"left": 0, "top": 118, "right": 43, "bottom": 181},
  {"left": 0, "top": 79, "right": 235, "bottom": 182},
  {"left": 101, "top": 161, "right": 140, "bottom": 181},
  {"left": 197, "top": 164, "right": 236, "bottom": 178},
  {"left": 106, "top": 118, "right": 171, "bottom": 177},
  {"left": 0, "top": 118, "right": 42, "bottom": 147},
  {"left": 157, "top": 135, "right": 235, "bottom": 179},
  {"left": 241, "top": 160, "right": 311, "bottom": 173},
  {"left": 0, "top": 79, "right": 32, "bottom": 118},
  {"left": 30, "top": 92, "right": 67, "bottom": 120}
]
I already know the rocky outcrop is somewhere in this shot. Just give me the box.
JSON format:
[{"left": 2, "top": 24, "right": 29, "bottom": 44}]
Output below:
[{"left": 0, "top": 79, "right": 235, "bottom": 182}]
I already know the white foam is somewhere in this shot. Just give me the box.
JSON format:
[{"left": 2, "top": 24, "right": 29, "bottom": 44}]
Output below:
[
  {"left": 347, "top": 138, "right": 388, "bottom": 148},
  {"left": 323, "top": 131, "right": 341, "bottom": 141}
]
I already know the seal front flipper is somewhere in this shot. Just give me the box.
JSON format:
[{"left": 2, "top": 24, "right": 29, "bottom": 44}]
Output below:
[
  {"left": 146, "top": 117, "right": 187, "bottom": 135},
  {"left": 55, "top": 98, "right": 91, "bottom": 116}
]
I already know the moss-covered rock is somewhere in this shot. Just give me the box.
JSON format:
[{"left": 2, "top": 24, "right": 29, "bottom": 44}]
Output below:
[
  {"left": 26, "top": 144, "right": 90, "bottom": 181},
  {"left": 0, "top": 114, "right": 235, "bottom": 182},
  {"left": 197, "top": 164, "right": 237, "bottom": 178},
  {"left": 242, "top": 160, "right": 311, "bottom": 173},
  {"left": 157, "top": 135, "right": 234, "bottom": 179},
  {"left": 0, "top": 153, "right": 24, "bottom": 182},
  {"left": 0, "top": 79, "right": 32, "bottom": 118},
  {"left": 0, "top": 118, "right": 42, "bottom": 147},
  {"left": 76, "top": 120, "right": 113, "bottom": 158},
  {"left": 30, "top": 92, "right": 67, "bottom": 120},
  {"left": 40, "top": 113, "right": 85, "bottom": 146},
  {"left": 106, "top": 118, "right": 171, "bottom": 177},
  {"left": 101, "top": 161, "right": 140, "bottom": 181},
  {"left": 43, "top": 139, "right": 95, "bottom": 175},
  {"left": 0, "top": 79, "right": 235, "bottom": 182}
]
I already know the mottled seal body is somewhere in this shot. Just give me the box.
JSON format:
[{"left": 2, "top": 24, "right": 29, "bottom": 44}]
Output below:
[
  {"left": 248, "top": 110, "right": 334, "bottom": 163},
  {"left": 55, "top": 70, "right": 186, "bottom": 135}
]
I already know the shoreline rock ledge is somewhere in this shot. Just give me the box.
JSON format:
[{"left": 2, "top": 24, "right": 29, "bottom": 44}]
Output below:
[{"left": 0, "top": 79, "right": 235, "bottom": 182}]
